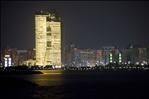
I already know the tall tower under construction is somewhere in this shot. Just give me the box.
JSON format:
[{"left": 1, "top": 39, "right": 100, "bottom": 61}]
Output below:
[{"left": 35, "top": 10, "right": 61, "bottom": 67}]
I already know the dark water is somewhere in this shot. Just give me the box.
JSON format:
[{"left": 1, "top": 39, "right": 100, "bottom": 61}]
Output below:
[{"left": 0, "top": 70, "right": 149, "bottom": 99}]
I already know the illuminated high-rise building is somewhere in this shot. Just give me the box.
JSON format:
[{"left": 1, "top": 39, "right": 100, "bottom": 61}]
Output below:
[{"left": 35, "top": 10, "right": 61, "bottom": 67}]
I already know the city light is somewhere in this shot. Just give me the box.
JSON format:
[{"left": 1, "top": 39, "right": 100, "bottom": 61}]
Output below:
[
  {"left": 135, "top": 62, "right": 139, "bottom": 65},
  {"left": 109, "top": 53, "right": 113, "bottom": 63},
  {"left": 1, "top": 3, "right": 149, "bottom": 99},
  {"left": 8, "top": 58, "right": 11, "bottom": 66},
  {"left": 4, "top": 55, "right": 12, "bottom": 67},
  {"left": 1, "top": 9, "right": 149, "bottom": 70},
  {"left": 119, "top": 53, "right": 122, "bottom": 63}
]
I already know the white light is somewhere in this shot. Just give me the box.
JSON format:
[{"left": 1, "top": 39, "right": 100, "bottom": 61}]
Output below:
[
  {"left": 119, "top": 53, "right": 121, "bottom": 57},
  {"left": 142, "top": 61, "right": 147, "bottom": 65},
  {"left": 4, "top": 58, "right": 7, "bottom": 60},
  {"left": 110, "top": 53, "right": 112, "bottom": 57},
  {"left": 8, "top": 58, "right": 11, "bottom": 61},
  {"left": 5, "top": 61, "right": 8, "bottom": 67},
  {"left": 55, "top": 66, "right": 61, "bottom": 68},
  {"left": 5, "top": 55, "right": 10, "bottom": 57},
  {"left": 8, "top": 61, "right": 11, "bottom": 66},
  {"left": 135, "top": 62, "right": 139, "bottom": 65},
  {"left": 128, "top": 61, "right": 131, "bottom": 64}
]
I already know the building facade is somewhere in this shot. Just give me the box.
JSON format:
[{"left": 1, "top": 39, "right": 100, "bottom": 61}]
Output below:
[
  {"left": 102, "top": 46, "right": 115, "bottom": 65},
  {"left": 35, "top": 11, "right": 61, "bottom": 67}
]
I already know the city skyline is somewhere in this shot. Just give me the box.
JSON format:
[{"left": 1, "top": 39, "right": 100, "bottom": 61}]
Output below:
[{"left": 1, "top": 1, "right": 149, "bottom": 49}]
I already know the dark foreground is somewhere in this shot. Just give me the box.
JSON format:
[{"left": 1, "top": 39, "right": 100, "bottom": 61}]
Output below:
[{"left": 0, "top": 70, "right": 149, "bottom": 99}]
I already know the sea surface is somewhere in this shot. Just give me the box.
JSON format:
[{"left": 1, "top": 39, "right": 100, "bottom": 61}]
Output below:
[{"left": 0, "top": 70, "right": 149, "bottom": 99}]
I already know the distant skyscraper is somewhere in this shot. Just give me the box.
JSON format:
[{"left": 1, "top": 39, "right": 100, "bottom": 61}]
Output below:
[{"left": 35, "top": 10, "right": 61, "bottom": 67}]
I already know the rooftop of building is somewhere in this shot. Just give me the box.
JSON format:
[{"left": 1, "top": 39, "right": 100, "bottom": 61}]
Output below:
[{"left": 35, "top": 9, "right": 61, "bottom": 22}]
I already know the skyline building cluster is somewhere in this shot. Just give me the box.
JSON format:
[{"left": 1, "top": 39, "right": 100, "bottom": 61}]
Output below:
[
  {"left": 64, "top": 44, "right": 149, "bottom": 67},
  {"left": 1, "top": 44, "right": 149, "bottom": 67},
  {"left": 1, "top": 48, "right": 35, "bottom": 67},
  {"left": 1, "top": 9, "right": 149, "bottom": 68}
]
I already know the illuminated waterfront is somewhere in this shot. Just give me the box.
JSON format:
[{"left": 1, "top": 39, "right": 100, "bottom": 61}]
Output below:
[{"left": 1, "top": 1, "right": 149, "bottom": 99}]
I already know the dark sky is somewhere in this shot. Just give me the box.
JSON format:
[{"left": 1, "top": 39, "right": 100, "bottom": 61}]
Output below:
[{"left": 1, "top": 1, "right": 149, "bottom": 49}]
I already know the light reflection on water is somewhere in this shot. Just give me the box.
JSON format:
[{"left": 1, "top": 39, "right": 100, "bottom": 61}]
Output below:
[
  {"left": 16, "top": 73, "right": 64, "bottom": 86},
  {"left": 13, "top": 70, "right": 147, "bottom": 86},
  {"left": 2, "top": 70, "right": 148, "bottom": 99}
]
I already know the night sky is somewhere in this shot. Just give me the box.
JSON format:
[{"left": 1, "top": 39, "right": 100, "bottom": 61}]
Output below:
[{"left": 1, "top": 1, "right": 149, "bottom": 49}]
